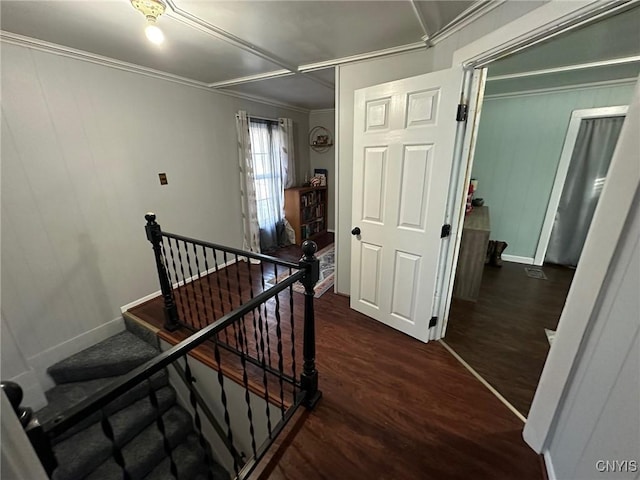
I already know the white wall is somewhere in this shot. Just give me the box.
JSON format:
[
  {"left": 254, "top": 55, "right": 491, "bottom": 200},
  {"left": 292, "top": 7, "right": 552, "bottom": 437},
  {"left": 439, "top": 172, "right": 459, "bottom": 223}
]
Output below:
[
  {"left": 308, "top": 109, "right": 335, "bottom": 231},
  {"left": 0, "top": 42, "right": 309, "bottom": 399},
  {"left": 544, "top": 188, "right": 639, "bottom": 480},
  {"left": 335, "top": 1, "right": 545, "bottom": 294}
]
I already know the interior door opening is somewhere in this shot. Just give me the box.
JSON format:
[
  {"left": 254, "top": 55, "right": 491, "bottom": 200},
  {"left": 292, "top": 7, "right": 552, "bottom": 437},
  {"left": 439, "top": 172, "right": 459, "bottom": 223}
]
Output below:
[{"left": 441, "top": 6, "right": 639, "bottom": 418}]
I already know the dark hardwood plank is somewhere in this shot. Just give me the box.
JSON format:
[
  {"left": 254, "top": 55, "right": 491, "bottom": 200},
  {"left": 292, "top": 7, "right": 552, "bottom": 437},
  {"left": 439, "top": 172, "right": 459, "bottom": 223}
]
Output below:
[
  {"left": 130, "top": 254, "right": 542, "bottom": 480},
  {"left": 445, "top": 261, "right": 574, "bottom": 416}
]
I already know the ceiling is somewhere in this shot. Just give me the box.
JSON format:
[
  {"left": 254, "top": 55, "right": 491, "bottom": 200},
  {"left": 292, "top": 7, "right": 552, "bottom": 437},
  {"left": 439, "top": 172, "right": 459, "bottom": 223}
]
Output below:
[{"left": 0, "top": 0, "right": 479, "bottom": 110}]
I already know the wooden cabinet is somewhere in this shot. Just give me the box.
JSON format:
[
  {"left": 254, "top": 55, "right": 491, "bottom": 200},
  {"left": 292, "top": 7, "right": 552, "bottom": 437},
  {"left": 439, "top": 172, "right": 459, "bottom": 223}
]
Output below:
[
  {"left": 284, "top": 186, "right": 328, "bottom": 245},
  {"left": 453, "top": 206, "right": 491, "bottom": 302}
]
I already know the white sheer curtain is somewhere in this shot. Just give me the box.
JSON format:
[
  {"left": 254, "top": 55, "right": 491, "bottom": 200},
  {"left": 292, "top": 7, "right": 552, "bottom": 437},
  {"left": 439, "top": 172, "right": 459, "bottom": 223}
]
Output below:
[
  {"left": 235, "top": 111, "right": 261, "bottom": 254},
  {"left": 278, "top": 118, "right": 296, "bottom": 188},
  {"left": 249, "top": 120, "right": 284, "bottom": 250}
]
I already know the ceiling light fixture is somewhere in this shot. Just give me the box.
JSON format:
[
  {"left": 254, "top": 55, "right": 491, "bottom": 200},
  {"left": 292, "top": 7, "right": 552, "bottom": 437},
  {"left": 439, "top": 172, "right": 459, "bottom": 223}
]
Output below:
[{"left": 131, "top": 0, "right": 167, "bottom": 45}]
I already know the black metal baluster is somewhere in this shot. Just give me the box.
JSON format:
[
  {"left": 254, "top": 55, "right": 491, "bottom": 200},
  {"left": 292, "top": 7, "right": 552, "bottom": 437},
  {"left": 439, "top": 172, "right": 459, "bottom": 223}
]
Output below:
[
  {"left": 234, "top": 254, "right": 253, "bottom": 358},
  {"left": 202, "top": 247, "right": 220, "bottom": 334},
  {"left": 101, "top": 410, "right": 131, "bottom": 480},
  {"left": 245, "top": 259, "right": 264, "bottom": 363},
  {"left": 183, "top": 240, "right": 205, "bottom": 330},
  {"left": 259, "top": 261, "right": 274, "bottom": 369},
  {"left": 167, "top": 237, "right": 189, "bottom": 325},
  {"left": 147, "top": 379, "right": 178, "bottom": 478},
  {"left": 273, "top": 283, "right": 286, "bottom": 418},
  {"left": 211, "top": 249, "right": 230, "bottom": 345},
  {"left": 183, "top": 356, "right": 214, "bottom": 480},
  {"left": 212, "top": 335, "right": 239, "bottom": 475},
  {"left": 175, "top": 238, "right": 196, "bottom": 330},
  {"left": 237, "top": 319, "right": 258, "bottom": 456},
  {"left": 223, "top": 251, "right": 242, "bottom": 351},
  {"left": 191, "top": 242, "right": 211, "bottom": 328},
  {"left": 246, "top": 261, "right": 273, "bottom": 437},
  {"left": 288, "top": 268, "right": 297, "bottom": 401}
]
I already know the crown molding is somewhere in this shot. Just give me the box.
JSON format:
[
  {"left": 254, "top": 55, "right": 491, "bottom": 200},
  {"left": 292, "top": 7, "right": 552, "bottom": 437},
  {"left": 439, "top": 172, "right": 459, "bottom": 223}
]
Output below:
[
  {"left": 0, "top": 30, "right": 211, "bottom": 91},
  {"left": 208, "top": 70, "right": 293, "bottom": 88},
  {"left": 484, "top": 77, "right": 637, "bottom": 100},
  {"left": 430, "top": 0, "right": 506, "bottom": 47},
  {"left": 299, "top": 42, "right": 427, "bottom": 72},
  {"left": 487, "top": 55, "right": 640, "bottom": 82},
  {"left": 217, "top": 88, "right": 310, "bottom": 114},
  {"left": 0, "top": 31, "right": 311, "bottom": 114},
  {"left": 310, "top": 108, "right": 336, "bottom": 114}
]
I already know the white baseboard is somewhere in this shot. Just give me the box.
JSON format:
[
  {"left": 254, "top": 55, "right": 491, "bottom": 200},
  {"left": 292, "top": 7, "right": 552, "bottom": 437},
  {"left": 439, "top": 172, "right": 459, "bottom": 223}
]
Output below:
[
  {"left": 10, "top": 369, "right": 48, "bottom": 411},
  {"left": 120, "top": 258, "right": 236, "bottom": 313},
  {"left": 502, "top": 254, "right": 535, "bottom": 265},
  {"left": 543, "top": 450, "right": 557, "bottom": 480},
  {"left": 327, "top": 229, "right": 335, "bottom": 233},
  {"left": 27, "top": 317, "right": 125, "bottom": 391}
]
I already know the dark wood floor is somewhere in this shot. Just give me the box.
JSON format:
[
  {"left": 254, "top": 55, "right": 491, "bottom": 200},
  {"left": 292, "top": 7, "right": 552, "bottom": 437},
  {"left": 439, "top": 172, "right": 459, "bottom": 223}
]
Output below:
[
  {"left": 268, "top": 232, "right": 334, "bottom": 263},
  {"left": 268, "top": 293, "right": 541, "bottom": 480},
  {"left": 130, "top": 248, "right": 543, "bottom": 479},
  {"left": 445, "top": 262, "right": 575, "bottom": 416}
]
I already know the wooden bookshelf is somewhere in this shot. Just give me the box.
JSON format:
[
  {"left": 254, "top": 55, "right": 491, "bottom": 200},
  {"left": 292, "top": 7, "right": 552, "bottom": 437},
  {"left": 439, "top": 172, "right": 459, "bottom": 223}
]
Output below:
[{"left": 284, "top": 186, "right": 328, "bottom": 245}]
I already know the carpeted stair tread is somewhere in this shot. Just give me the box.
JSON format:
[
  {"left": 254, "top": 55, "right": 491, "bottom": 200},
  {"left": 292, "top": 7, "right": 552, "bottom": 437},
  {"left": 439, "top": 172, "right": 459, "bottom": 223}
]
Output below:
[
  {"left": 143, "top": 434, "right": 230, "bottom": 480},
  {"left": 85, "top": 405, "right": 194, "bottom": 480},
  {"left": 37, "top": 371, "right": 168, "bottom": 442},
  {"left": 48, "top": 331, "right": 159, "bottom": 384},
  {"left": 52, "top": 386, "right": 176, "bottom": 480}
]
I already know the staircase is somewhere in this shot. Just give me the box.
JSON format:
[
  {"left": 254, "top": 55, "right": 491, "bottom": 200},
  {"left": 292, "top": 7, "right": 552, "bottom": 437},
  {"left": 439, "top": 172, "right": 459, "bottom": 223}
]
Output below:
[{"left": 36, "top": 328, "right": 229, "bottom": 480}]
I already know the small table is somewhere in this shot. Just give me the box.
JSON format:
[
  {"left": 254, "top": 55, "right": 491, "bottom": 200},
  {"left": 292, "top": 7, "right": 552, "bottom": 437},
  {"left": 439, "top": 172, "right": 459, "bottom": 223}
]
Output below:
[{"left": 453, "top": 206, "right": 491, "bottom": 302}]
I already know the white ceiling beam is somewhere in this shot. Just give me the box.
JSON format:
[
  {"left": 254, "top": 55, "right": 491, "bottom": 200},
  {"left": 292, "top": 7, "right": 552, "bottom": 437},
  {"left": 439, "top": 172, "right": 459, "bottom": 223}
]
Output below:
[
  {"left": 208, "top": 70, "right": 293, "bottom": 88},
  {"left": 409, "top": 0, "right": 433, "bottom": 47}
]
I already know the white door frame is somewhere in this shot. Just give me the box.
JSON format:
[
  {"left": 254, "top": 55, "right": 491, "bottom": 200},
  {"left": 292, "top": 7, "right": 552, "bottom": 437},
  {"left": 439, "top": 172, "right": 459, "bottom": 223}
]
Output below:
[
  {"left": 533, "top": 105, "right": 629, "bottom": 266},
  {"left": 431, "top": 0, "right": 640, "bottom": 455}
]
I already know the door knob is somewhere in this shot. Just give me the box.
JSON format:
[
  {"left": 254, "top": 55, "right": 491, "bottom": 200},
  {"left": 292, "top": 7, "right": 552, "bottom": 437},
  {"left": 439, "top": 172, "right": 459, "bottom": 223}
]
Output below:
[{"left": 351, "top": 227, "right": 361, "bottom": 236}]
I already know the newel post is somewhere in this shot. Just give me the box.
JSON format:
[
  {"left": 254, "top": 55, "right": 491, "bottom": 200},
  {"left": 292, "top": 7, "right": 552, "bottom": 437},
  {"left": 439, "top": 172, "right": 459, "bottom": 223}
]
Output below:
[
  {"left": 2, "top": 381, "right": 57, "bottom": 477},
  {"left": 299, "top": 240, "right": 322, "bottom": 408},
  {"left": 145, "top": 213, "right": 180, "bottom": 331}
]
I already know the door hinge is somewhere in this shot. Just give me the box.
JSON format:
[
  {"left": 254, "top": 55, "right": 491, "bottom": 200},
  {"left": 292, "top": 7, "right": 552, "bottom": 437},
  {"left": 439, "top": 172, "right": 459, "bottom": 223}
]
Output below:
[
  {"left": 441, "top": 224, "right": 451, "bottom": 238},
  {"left": 429, "top": 316, "right": 438, "bottom": 328},
  {"left": 456, "top": 103, "right": 468, "bottom": 122}
]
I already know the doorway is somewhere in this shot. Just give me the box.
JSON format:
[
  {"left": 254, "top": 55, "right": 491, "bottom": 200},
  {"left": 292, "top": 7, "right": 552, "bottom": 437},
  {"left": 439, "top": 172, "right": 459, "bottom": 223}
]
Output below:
[{"left": 442, "top": 7, "right": 639, "bottom": 417}]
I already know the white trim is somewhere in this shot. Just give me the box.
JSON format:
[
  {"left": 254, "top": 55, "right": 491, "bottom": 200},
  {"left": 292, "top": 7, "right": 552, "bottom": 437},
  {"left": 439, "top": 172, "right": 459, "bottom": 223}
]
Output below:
[
  {"left": 440, "top": 340, "right": 527, "bottom": 422},
  {"left": 119, "top": 258, "right": 237, "bottom": 313},
  {"left": 487, "top": 55, "right": 640, "bottom": 82},
  {"left": 409, "top": 0, "right": 432, "bottom": 43},
  {"left": 501, "top": 254, "right": 535, "bottom": 265},
  {"left": 310, "top": 108, "right": 336, "bottom": 114},
  {"left": 435, "top": 1, "right": 640, "bottom": 455},
  {"left": 333, "top": 65, "right": 342, "bottom": 294},
  {"left": 0, "top": 31, "right": 310, "bottom": 114},
  {"left": 484, "top": 78, "right": 638, "bottom": 100},
  {"left": 0, "top": 30, "right": 210, "bottom": 90},
  {"left": 543, "top": 450, "right": 558, "bottom": 480},
  {"left": 533, "top": 105, "right": 628, "bottom": 266},
  {"left": 439, "top": 68, "right": 488, "bottom": 339},
  {"left": 27, "top": 317, "right": 125, "bottom": 391},
  {"left": 430, "top": 1, "right": 506, "bottom": 47},
  {"left": 298, "top": 42, "right": 426, "bottom": 72},
  {"left": 208, "top": 70, "right": 293, "bottom": 88},
  {"left": 453, "top": 1, "right": 630, "bottom": 66},
  {"left": 524, "top": 81, "right": 639, "bottom": 450}
]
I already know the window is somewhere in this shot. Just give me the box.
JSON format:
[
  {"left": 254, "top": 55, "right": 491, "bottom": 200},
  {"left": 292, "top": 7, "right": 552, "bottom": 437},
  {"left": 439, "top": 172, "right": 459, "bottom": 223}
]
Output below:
[{"left": 249, "top": 119, "right": 284, "bottom": 250}]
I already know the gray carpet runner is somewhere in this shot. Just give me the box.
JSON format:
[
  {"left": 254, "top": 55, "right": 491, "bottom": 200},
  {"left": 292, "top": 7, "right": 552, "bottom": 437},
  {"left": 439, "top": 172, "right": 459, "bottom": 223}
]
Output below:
[{"left": 38, "top": 328, "right": 229, "bottom": 480}]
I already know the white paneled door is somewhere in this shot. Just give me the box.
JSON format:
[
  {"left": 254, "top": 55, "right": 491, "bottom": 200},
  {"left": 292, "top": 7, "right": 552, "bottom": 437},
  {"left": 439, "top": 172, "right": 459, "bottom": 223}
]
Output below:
[{"left": 351, "top": 68, "right": 462, "bottom": 342}]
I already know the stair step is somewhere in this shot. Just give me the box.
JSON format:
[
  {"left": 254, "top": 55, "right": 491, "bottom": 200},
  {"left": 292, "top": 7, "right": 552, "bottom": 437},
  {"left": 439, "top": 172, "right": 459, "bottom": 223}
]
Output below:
[
  {"left": 37, "top": 371, "right": 168, "bottom": 443},
  {"left": 143, "top": 434, "right": 230, "bottom": 480},
  {"left": 48, "top": 331, "right": 159, "bottom": 384},
  {"left": 85, "top": 405, "right": 194, "bottom": 480},
  {"left": 52, "top": 386, "right": 176, "bottom": 480}
]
